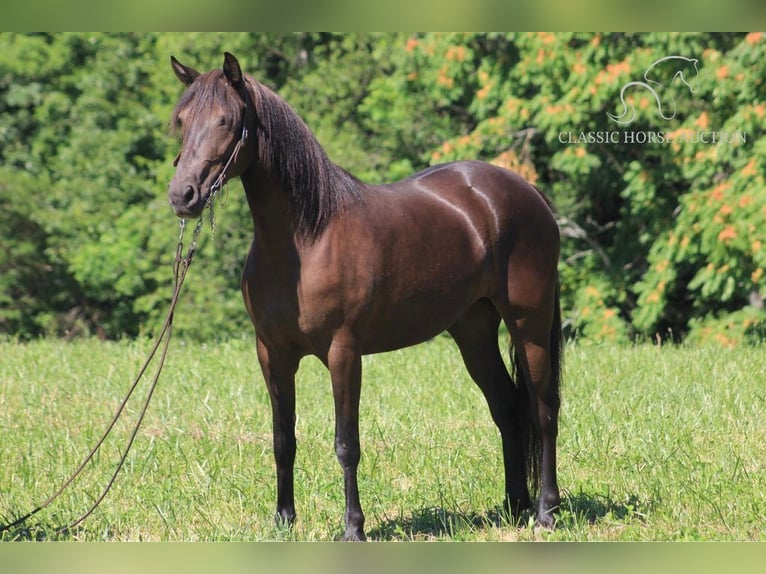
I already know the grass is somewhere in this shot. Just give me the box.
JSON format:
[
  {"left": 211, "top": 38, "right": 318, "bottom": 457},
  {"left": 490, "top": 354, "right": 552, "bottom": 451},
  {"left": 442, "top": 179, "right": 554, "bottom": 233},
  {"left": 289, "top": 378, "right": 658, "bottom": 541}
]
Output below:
[{"left": 0, "top": 336, "right": 764, "bottom": 541}]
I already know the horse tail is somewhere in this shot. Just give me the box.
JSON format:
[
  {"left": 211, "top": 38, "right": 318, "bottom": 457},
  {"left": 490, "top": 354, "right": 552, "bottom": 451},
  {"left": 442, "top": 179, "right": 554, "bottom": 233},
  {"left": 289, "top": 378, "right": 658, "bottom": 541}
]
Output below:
[{"left": 511, "top": 277, "right": 563, "bottom": 503}]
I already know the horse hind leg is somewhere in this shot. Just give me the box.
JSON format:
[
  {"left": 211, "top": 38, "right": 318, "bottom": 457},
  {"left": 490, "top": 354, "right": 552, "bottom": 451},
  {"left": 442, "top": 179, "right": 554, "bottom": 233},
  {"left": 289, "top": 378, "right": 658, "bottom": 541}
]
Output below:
[
  {"left": 448, "top": 299, "right": 532, "bottom": 522},
  {"left": 503, "top": 299, "right": 562, "bottom": 528}
]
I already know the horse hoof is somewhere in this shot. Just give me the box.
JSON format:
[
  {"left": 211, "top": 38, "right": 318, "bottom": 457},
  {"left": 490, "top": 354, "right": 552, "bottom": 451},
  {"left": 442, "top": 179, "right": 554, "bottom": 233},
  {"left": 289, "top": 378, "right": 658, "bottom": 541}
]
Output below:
[
  {"left": 535, "top": 512, "right": 556, "bottom": 530},
  {"left": 274, "top": 510, "right": 296, "bottom": 530},
  {"left": 341, "top": 529, "right": 367, "bottom": 542}
]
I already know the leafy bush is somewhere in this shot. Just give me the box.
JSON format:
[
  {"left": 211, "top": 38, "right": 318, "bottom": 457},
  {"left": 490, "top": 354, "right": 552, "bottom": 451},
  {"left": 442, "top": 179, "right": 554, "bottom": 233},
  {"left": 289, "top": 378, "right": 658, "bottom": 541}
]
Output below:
[{"left": 1, "top": 33, "right": 763, "bottom": 344}]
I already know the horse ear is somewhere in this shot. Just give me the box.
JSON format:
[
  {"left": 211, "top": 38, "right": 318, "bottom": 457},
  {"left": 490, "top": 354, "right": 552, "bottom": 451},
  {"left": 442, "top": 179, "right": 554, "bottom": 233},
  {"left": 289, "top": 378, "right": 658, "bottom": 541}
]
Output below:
[
  {"left": 171, "top": 56, "right": 199, "bottom": 86},
  {"left": 223, "top": 52, "right": 243, "bottom": 88}
]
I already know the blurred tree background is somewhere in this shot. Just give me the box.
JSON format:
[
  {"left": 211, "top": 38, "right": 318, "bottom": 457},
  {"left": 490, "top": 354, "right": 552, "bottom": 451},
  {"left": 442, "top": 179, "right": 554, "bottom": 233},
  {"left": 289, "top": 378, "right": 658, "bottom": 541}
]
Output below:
[{"left": 1, "top": 32, "right": 763, "bottom": 345}]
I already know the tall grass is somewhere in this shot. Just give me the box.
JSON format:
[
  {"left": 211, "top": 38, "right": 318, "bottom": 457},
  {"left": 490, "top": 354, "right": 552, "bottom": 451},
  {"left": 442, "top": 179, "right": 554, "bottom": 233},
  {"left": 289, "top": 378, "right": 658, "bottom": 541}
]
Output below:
[{"left": 1, "top": 337, "right": 764, "bottom": 541}]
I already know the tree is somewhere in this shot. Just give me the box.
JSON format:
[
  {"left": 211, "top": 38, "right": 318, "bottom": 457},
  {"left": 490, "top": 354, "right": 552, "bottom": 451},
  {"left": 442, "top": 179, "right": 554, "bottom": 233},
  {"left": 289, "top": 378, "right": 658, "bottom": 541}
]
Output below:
[
  {"left": 1, "top": 32, "right": 763, "bottom": 344},
  {"left": 358, "top": 32, "right": 764, "bottom": 344}
]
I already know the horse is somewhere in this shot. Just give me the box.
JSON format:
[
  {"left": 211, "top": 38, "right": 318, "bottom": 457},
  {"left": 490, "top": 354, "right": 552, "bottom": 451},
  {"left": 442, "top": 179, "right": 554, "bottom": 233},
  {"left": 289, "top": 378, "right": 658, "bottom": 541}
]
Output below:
[{"left": 167, "top": 52, "right": 562, "bottom": 541}]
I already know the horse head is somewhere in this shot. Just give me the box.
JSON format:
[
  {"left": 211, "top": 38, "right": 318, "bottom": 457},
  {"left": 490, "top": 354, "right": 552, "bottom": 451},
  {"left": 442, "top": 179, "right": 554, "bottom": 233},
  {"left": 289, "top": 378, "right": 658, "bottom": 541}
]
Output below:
[{"left": 168, "top": 53, "right": 252, "bottom": 218}]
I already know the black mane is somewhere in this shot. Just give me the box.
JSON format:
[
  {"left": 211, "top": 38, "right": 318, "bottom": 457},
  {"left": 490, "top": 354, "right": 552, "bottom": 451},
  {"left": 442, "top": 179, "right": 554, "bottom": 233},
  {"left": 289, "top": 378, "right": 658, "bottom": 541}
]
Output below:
[{"left": 249, "top": 78, "right": 364, "bottom": 239}]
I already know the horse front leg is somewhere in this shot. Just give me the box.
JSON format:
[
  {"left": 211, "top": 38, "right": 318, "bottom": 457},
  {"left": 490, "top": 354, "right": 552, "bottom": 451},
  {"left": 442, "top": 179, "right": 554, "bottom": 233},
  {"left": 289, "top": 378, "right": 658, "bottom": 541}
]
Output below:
[
  {"left": 327, "top": 339, "right": 365, "bottom": 541},
  {"left": 256, "top": 337, "right": 299, "bottom": 530}
]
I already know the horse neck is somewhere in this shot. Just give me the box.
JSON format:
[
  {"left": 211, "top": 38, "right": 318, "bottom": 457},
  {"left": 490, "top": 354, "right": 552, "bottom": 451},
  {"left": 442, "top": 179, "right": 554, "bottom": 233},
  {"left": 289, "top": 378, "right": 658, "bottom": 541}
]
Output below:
[
  {"left": 238, "top": 78, "right": 362, "bottom": 250},
  {"left": 240, "top": 165, "right": 304, "bottom": 253}
]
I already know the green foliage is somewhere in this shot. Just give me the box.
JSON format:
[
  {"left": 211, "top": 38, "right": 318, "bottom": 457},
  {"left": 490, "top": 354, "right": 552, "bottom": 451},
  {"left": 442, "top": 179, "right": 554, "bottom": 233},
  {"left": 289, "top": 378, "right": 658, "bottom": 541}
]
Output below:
[
  {"left": 631, "top": 34, "right": 766, "bottom": 339},
  {"left": 0, "top": 33, "right": 317, "bottom": 340},
  {"left": 1, "top": 33, "right": 764, "bottom": 343},
  {"left": 685, "top": 307, "right": 766, "bottom": 347},
  {"left": 370, "top": 32, "right": 764, "bottom": 344}
]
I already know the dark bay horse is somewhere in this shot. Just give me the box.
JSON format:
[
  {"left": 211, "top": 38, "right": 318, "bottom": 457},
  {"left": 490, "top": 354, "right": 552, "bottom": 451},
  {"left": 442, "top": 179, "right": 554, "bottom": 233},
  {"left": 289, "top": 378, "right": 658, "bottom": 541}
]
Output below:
[{"left": 168, "top": 52, "right": 562, "bottom": 541}]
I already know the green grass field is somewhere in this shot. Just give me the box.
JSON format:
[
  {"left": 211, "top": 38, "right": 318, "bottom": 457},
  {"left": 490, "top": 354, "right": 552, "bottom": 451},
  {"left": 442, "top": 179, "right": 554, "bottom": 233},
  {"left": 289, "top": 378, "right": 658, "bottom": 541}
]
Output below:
[{"left": 1, "top": 336, "right": 764, "bottom": 541}]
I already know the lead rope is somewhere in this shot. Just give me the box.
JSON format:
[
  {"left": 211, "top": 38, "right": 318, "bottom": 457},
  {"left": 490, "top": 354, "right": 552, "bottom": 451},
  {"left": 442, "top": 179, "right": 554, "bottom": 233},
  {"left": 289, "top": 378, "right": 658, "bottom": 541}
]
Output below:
[
  {"left": 0, "top": 217, "right": 203, "bottom": 538},
  {"left": 1, "top": 99, "right": 248, "bottom": 539}
]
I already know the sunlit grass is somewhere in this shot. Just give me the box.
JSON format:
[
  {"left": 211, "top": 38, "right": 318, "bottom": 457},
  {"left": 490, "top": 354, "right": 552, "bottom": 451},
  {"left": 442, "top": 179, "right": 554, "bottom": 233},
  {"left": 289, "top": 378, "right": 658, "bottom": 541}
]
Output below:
[{"left": 1, "top": 337, "right": 764, "bottom": 541}]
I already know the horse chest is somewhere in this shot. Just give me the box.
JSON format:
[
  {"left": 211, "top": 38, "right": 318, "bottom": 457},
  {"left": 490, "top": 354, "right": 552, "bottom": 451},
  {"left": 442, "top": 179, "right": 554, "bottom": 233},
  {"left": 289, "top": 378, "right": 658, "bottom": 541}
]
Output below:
[{"left": 242, "top": 260, "right": 346, "bottom": 348}]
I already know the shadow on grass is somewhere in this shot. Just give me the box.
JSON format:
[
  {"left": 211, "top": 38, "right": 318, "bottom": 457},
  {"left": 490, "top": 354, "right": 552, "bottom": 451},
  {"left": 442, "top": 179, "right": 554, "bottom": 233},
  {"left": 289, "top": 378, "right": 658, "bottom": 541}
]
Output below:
[
  {"left": 368, "top": 491, "right": 651, "bottom": 541},
  {"left": 558, "top": 490, "right": 652, "bottom": 525},
  {"left": 368, "top": 506, "right": 509, "bottom": 541}
]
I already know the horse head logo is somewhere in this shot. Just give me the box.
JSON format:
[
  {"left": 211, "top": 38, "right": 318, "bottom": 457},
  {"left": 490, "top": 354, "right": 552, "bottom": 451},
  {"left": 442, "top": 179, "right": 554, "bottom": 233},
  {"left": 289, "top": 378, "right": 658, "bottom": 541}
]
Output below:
[{"left": 607, "top": 56, "right": 700, "bottom": 126}]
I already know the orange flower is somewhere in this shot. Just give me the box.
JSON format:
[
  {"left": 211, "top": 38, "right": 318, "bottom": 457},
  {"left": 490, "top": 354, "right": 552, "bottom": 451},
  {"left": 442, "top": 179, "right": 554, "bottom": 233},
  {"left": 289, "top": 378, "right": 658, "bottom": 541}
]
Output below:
[
  {"left": 537, "top": 32, "right": 556, "bottom": 45},
  {"left": 716, "top": 65, "right": 729, "bottom": 79},
  {"left": 606, "top": 60, "right": 630, "bottom": 77},
  {"left": 709, "top": 182, "right": 730, "bottom": 201},
  {"left": 405, "top": 37, "right": 419, "bottom": 52},
  {"left": 436, "top": 66, "right": 453, "bottom": 89},
  {"left": 746, "top": 32, "right": 763, "bottom": 45},
  {"left": 715, "top": 333, "right": 735, "bottom": 348},
  {"left": 741, "top": 159, "right": 758, "bottom": 177},
  {"left": 718, "top": 226, "right": 737, "bottom": 243},
  {"left": 476, "top": 84, "right": 491, "bottom": 100},
  {"left": 446, "top": 45, "right": 467, "bottom": 62},
  {"left": 695, "top": 111, "right": 709, "bottom": 129}
]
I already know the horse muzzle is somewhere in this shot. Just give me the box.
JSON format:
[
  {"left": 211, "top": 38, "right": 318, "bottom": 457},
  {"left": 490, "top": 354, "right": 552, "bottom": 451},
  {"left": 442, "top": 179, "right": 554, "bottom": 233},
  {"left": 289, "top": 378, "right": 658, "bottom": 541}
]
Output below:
[{"left": 168, "top": 179, "right": 210, "bottom": 218}]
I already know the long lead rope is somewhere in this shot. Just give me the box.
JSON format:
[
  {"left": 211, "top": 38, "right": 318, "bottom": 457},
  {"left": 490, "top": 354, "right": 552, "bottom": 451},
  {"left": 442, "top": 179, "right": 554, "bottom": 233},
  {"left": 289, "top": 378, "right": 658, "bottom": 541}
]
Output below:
[
  {"left": 0, "top": 218, "right": 203, "bottom": 537},
  {"left": 1, "top": 94, "right": 248, "bottom": 539}
]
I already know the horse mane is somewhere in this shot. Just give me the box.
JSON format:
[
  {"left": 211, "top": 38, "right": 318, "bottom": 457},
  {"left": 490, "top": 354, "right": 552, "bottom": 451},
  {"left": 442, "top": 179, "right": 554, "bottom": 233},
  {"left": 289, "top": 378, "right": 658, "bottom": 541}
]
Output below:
[
  {"left": 248, "top": 77, "right": 364, "bottom": 238},
  {"left": 172, "top": 69, "right": 364, "bottom": 240}
]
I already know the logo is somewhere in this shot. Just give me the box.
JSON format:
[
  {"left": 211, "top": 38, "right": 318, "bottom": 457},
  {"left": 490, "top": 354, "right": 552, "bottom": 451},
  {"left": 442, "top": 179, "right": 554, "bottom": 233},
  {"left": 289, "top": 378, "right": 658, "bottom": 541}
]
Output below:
[
  {"left": 607, "top": 56, "right": 700, "bottom": 126},
  {"left": 557, "top": 53, "right": 747, "bottom": 146}
]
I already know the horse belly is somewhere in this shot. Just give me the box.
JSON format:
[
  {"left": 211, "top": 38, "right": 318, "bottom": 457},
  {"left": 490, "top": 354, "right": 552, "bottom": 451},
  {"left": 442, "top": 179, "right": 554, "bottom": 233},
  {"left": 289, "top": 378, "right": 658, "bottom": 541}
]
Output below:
[
  {"left": 356, "top": 256, "right": 488, "bottom": 354},
  {"left": 358, "top": 300, "right": 471, "bottom": 354}
]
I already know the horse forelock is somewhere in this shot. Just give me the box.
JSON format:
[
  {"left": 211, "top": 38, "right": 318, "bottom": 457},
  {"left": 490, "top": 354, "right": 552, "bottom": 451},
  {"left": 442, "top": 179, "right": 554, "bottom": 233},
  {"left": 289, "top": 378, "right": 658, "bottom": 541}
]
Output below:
[{"left": 170, "top": 70, "right": 244, "bottom": 136}]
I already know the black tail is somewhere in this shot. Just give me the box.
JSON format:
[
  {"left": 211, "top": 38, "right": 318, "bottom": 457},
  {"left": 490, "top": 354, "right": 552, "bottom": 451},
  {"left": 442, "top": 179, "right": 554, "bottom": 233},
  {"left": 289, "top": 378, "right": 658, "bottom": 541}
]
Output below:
[{"left": 512, "top": 279, "right": 563, "bottom": 505}]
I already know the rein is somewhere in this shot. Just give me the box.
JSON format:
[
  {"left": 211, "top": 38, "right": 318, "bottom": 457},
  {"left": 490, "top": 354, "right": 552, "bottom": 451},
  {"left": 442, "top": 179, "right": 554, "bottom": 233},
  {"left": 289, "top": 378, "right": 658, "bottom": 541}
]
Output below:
[{"left": 0, "top": 117, "right": 247, "bottom": 538}]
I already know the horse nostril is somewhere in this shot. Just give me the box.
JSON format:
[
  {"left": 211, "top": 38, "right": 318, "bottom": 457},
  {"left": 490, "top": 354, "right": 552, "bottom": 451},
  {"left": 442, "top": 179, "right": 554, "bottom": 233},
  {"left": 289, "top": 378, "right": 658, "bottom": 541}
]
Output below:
[{"left": 183, "top": 185, "right": 197, "bottom": 206}]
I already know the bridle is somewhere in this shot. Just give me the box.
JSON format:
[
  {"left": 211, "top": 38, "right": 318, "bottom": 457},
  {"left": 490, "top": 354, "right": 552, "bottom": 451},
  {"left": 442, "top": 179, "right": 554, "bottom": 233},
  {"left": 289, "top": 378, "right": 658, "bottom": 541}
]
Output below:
[
  {"left": 209, "top": 119, "right": 249, "bottom": 202},
  {"left": 202, "top": 88, "right": 250, "bottom": 236}
]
